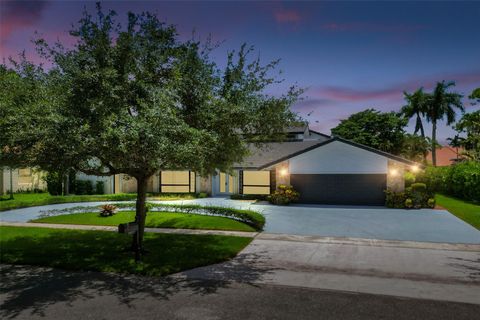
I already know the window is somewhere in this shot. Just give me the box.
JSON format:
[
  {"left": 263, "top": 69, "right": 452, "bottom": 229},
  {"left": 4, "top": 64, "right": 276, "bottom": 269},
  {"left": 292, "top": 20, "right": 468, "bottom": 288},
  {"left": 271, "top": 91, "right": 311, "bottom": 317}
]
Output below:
[
  {"left": 160, "top": 171, "right": 195, "bottom": 193},
  {"left": 18, "top": 168, "right": 32, "bottom": 185},
  {"left": 242, "top": 171, "right": 270, "bottom": 195}
]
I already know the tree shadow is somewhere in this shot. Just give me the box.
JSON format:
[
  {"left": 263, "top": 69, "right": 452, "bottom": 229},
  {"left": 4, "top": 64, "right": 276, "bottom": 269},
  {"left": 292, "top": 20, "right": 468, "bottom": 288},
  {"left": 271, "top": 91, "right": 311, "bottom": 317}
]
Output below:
[{"left": 0, "top": 230, "right": 277, "bottom": 318}]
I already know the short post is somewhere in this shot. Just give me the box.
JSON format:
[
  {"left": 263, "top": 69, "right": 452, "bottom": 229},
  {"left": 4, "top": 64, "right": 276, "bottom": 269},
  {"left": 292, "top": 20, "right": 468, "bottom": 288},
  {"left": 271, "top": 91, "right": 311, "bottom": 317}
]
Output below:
[{"left": 118, "top": 221, "right": 140, "bottom": 262}]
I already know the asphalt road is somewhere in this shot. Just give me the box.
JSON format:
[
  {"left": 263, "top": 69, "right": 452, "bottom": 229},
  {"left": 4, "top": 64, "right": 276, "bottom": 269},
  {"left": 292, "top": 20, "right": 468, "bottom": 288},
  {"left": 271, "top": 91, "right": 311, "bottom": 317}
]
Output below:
[{"left": 1, "top": 265, "right": 479, "bottom": 320}]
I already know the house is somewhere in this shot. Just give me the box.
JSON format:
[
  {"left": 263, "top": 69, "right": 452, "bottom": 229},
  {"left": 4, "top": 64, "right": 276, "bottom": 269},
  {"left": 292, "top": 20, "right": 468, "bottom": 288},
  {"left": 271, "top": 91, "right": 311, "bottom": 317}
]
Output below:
[
  {"left": 80, "top": 125, "right": 418, "bottom": 205},
  {"left": 426, "top": 146, "right": 464, "bottom": 166},
  {"left": 0, "top": 168, "right": 46, "bottom": 194}
]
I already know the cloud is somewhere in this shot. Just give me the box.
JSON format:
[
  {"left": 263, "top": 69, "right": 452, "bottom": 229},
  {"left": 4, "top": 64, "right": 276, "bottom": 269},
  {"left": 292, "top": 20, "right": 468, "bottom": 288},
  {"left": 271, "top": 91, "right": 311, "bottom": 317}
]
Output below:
[
  {"left": 0, "top": 1, "right": 49, "bottom": 42},
  {"left": 312, "top": 70, "right": 480, "bottom": 103},
  {"left": 274, "top": 9, "right": 302, "bottom": 24}
]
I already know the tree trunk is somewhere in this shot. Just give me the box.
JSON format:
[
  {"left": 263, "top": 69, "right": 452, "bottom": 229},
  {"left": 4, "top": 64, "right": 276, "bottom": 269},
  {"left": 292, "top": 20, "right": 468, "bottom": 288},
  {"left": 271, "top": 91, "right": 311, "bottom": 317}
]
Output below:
[
  {"left": 431, "top": 120, "right": 437, "bottom": 166},
  {"left": 63, "top": 173, "right": 69, "bottom": 195},
  {"left": 9, "top": 168, "right": 14, "bottom": 200},
  {"left": 134, "top": 175, "right": 148, "bottom": 250}
]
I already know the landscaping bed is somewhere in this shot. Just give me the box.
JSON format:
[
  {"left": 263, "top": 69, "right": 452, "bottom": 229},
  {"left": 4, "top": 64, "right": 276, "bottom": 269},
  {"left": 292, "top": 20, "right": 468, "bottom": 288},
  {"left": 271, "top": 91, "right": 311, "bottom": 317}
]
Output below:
[
  {"left": 32, "top": 211, "right": 256, "bottom": 232},
  {"left": 0, "top": 226, "right": 251, "bottom": 276},
  {"left": 0, "top": 193, "right": 196, "bottom": 212}
]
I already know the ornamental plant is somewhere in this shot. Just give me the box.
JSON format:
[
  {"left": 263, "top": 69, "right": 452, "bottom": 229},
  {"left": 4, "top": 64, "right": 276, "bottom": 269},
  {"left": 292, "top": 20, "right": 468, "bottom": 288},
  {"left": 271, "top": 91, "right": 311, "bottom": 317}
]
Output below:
[
  {"left": 268, "top": 185, "right": 300, "bottom": 205},
  {"left": 99, "top": 204, "right": 117, "bottom": 217}
]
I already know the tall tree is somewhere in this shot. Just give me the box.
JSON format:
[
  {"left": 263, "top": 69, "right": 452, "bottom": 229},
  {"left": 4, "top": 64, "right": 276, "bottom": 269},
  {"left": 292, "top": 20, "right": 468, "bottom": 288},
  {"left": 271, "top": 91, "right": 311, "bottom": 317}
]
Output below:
[
  {"left": 400, "top": 134, "right": 430, "bottom": 162},
  {"left": 469, "top": 88, "right": 480, "bottom": 105},
  {"left": 452, "top": 110, "right": 480, "bottom": 160},
  {"left": 425, "top": 81, "right": 464, "bottom": 166},
  {"left": 331, "top": 109, "right": 408, "bottom": 154},
  {"left": 401, "top": 88, "right": 427, "bottom": 137},
  {"left": 2, "top": 6, "right": 300, "bottom": 252}
]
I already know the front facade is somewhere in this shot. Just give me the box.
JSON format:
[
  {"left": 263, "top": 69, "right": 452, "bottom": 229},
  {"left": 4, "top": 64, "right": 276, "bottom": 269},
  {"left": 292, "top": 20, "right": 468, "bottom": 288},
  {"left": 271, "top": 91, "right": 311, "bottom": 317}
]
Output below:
[
  {"left": 78, "top": 125, "right": 417, "bottom": 206},
  {"left": 0, "top": 167, "right": 46, "bottom": 194}
]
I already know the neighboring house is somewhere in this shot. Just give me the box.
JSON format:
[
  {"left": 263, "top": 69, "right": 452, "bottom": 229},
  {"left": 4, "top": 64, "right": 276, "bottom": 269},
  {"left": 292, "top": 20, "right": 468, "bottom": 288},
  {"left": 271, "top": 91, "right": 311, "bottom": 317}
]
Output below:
[
  {"left": 426, "top": 146, "right": 465, "bottom": 166},
  {"left": 80, "top": 125, "right": 418, "bottom": 205},
  {"left": 0, "top": 167, "right": 46, "bottom": 194}
]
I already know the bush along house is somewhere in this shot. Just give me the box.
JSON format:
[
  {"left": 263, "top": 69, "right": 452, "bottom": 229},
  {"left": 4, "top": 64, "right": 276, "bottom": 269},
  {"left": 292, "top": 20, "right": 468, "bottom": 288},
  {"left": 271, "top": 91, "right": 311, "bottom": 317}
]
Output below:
[{"left": 78, "top": 125, "right": 421, "bottom": 206}]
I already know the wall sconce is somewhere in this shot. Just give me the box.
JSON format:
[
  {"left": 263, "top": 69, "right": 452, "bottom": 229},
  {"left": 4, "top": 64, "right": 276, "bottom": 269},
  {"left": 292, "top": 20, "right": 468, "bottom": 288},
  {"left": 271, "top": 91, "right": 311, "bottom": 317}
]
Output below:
[
  {"left": 279, "top": 168, "right": 288, "bottom": 177},
  {"left": 389, "top": 168, "right": 398, "bottom": 176},
  {"left": 411, "top": 165, "right": 419, "bottom": 173}
]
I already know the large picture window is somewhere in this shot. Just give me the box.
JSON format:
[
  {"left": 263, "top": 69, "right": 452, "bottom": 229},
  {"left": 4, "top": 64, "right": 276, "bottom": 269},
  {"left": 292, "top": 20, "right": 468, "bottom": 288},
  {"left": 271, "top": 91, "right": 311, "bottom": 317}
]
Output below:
[
  {"left": 242, "top": 170, "right": 270, "bottom": 195},
  {"left": 160, "top": 171, "right": 195, "bottom": 193}
]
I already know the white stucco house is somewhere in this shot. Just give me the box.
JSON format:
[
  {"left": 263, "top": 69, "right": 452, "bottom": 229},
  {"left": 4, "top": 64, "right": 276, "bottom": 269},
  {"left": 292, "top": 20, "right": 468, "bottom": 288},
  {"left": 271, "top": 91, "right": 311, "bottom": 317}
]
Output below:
[{"left": 79, "top": 125, "right": 418, "bottom": 205}]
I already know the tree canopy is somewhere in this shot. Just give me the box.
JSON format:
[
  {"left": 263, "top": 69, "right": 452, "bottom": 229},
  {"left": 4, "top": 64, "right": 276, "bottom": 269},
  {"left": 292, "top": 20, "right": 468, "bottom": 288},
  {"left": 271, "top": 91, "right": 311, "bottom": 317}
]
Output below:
[
  {"left": 452, "top": 111, "right": 480, "bottom": 160},
  {"left": 330, "top": 109, "right": 408, "bottom": 154},
  {"left": 0, "top": 5, "right": 301, "bottom": 251}
]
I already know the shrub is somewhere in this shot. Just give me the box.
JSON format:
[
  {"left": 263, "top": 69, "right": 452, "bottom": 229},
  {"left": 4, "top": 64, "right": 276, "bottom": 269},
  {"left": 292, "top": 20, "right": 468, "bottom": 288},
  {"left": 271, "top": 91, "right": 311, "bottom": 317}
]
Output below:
[
  {"left": 268, "top": 185, "right": 299, "bottom": 205},
  {"left": 196, "top": 192, "right": 208, "bottom": 198},
  {"left": 99, "top": 204, "right": 117, "bottom": 217},
  {"left": 427, "top": 198, "right": 436, "bottom": 208},
  {"left": 405, "top": 198, "right": 413, "bottom": 208},
  {"left": 385, "top": 184, "right": 434, "bottom": 209},
  {"left": 404, "top": 171, "right": 416, "bottom": 187},
  {"left": 45, "top": 172, "right": 63, "bottom": 196},
  {"left": 416, "top": 161, "right": 480, "bottom": 202},
  {"left": 74, "top": 180, "right": 94, "bottom": 195},
  {"left": 95, "top": 181, "right": 105, "bottom": 195}
]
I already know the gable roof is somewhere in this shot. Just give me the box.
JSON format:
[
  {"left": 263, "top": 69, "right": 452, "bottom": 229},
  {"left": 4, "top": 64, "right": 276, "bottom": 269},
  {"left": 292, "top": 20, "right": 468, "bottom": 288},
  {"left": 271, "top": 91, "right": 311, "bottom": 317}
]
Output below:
[{"left": 235, "top": 137, "right": 421, "bottom": 170}]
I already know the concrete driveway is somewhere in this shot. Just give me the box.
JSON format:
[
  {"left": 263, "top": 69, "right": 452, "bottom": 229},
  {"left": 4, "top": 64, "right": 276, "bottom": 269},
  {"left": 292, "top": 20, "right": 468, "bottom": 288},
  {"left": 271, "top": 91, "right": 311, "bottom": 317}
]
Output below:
[{"left": 1, "top": 197, "right": 479, "bottom": 244}]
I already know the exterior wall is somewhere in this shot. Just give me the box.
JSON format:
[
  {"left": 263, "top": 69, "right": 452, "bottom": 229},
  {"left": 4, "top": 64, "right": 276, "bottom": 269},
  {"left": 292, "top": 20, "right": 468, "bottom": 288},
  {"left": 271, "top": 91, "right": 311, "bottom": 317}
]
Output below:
[
  {"left": 75, "top": 172, "right": 114, "bottom": 194},
  {"left": 1, "top": 167, "right": 47, "bottom": 194},
  {"left": 198, "top": 175, "right": 212, "bottom": 194},
  {"left": 386, "top": 160, "right": 405, "bottom": 192},
  {"left": 275, "top": 161, "right": 290, "bottom": 188},
  {"left": 289, "top": 141, "right": 388, "bottom": 174}
]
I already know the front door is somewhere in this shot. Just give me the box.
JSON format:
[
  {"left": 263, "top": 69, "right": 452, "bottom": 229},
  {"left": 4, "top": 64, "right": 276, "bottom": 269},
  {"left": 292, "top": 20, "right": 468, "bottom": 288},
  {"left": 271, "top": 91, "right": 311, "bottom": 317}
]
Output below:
[{"left": 218, "top": 172, "right": 235, "bottom": 195}]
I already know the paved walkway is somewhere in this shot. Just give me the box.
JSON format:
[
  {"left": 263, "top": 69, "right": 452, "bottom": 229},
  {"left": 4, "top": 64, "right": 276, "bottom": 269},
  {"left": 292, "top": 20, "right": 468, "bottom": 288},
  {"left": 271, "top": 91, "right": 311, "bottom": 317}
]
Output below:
[
  {"left": 1, "top": 197, "right": 479, "bottom": 243},
  {"left": 0, "top": 221, "right": 258, "bottom": 238}
]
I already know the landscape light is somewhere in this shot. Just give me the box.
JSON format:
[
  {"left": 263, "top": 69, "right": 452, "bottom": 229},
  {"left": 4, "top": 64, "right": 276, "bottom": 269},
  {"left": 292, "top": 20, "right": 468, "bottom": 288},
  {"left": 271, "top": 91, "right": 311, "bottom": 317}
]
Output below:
[{"left": 389, "top": 168, "right": 398, "bottom": 176}]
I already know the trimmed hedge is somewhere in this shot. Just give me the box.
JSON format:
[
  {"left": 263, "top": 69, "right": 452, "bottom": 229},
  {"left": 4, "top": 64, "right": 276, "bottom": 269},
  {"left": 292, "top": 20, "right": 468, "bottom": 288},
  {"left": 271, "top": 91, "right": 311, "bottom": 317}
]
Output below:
[
  {"left": 416, "top": 161, "right": 480, "bottom": 202},
  {"left": 385, "top": 182, "right": 435, "bottom": 209}
]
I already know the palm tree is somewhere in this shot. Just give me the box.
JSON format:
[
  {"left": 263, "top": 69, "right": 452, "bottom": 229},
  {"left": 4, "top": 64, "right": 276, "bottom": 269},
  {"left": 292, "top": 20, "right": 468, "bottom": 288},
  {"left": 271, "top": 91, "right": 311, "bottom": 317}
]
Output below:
[
  {"left": 401, "top": 88, "right": 427, "bottom": 137},
  {"left": 425, "top": 81, "right": 464, "bottom": 166}
]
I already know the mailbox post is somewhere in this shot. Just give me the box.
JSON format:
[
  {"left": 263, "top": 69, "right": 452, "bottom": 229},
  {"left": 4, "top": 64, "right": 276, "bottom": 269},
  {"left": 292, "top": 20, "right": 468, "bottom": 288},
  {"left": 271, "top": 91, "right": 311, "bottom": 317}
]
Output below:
[{"left": 118, "top": 222, "right": 140, "bottom": 262}]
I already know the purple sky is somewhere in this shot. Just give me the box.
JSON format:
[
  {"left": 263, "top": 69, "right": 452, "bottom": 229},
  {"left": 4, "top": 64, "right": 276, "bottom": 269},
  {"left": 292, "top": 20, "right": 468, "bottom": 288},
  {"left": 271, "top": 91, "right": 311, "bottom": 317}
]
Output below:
[{"left": 1, "top": 1, "right": 479, "bottom": 143}]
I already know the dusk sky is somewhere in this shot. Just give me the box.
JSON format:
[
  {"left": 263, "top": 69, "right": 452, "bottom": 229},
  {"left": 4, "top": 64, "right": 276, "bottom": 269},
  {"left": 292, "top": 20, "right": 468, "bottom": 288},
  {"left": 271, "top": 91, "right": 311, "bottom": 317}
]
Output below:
[{"left": 1, "top": 1, "right": 479, "bottom": 143}]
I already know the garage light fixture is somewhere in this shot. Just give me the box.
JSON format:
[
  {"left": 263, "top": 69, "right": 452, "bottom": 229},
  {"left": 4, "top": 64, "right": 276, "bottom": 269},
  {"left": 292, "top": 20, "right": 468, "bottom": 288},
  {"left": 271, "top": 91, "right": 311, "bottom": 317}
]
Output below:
[
  {"left": 389, "top": 168, "right": 398, "bottom": 176},
  {"left": 279, "top": 168, "right": 288, "bottom": 177}
]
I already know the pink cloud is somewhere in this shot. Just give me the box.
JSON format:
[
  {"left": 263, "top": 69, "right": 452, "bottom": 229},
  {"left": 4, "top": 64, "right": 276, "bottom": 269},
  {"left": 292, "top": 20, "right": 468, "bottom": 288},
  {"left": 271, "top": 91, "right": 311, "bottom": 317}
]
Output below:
[
  {"left": 274, "top": 9, "right": 302, "bottom": 24},
  {"left": 312, "top": 71, "right": 480, "bottom": 103},
  {"left": 0, "top": 1, "right": 49, "bottom": 42}
]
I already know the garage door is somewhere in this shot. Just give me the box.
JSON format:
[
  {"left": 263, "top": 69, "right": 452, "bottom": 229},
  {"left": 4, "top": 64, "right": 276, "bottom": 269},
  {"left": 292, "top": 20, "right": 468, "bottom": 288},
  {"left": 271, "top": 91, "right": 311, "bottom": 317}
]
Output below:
[{"left": 290, "top": 174, "right": 386, "bottom": 205}]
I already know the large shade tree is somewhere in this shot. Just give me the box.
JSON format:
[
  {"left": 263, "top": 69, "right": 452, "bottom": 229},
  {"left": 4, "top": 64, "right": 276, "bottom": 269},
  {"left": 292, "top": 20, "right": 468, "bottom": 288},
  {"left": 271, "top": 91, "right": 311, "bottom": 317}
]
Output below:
[
  {"left": 2, "top": 6, "right": 300, "bottom": 250},
  {"left": 452, "top": 111, "right": 480, "bottom": 160},
  {"left": 424, "top": 81, "right": 464, "bottom": 166},
  {"left": 330, "top": 108, "right": 408, "bottom": 154}
]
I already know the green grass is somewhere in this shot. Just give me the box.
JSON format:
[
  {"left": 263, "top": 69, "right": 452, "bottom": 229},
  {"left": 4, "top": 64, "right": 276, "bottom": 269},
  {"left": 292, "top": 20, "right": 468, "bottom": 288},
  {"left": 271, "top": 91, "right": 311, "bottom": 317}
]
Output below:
[
  {"left": 436, "top": 194, "right": 480, "bottom": 230},
  {"left": 0, "top": 226, "right": 251, "bottom": 276},
  {"left": 0, "top": 192, "right": 195, "bottom": 211},
  {"left": 32, "top": 211, "right": 256, "bottom": 232}
]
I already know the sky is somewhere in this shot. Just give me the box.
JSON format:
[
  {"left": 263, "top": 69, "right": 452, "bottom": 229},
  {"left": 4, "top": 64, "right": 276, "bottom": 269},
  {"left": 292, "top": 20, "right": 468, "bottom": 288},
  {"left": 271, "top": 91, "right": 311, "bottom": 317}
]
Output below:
[{"left": 1, "top": 1, "right": 479, "bottom": 143}]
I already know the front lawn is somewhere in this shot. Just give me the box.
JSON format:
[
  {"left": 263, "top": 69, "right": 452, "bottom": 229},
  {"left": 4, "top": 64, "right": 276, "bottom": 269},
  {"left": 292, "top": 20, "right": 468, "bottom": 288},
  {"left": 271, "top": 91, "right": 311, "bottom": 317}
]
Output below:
[
  {"left": 0, "top": 192, "right": 196, "bottom": 211},
  {"left": 32, "top": 211, "right": 256, "bottom": 232},
  {"left": 0, "top": 226, "right": 251, "bottom": 276},
  {"left": 436, "top": 194, "right": 480, "bottom": 230}
]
